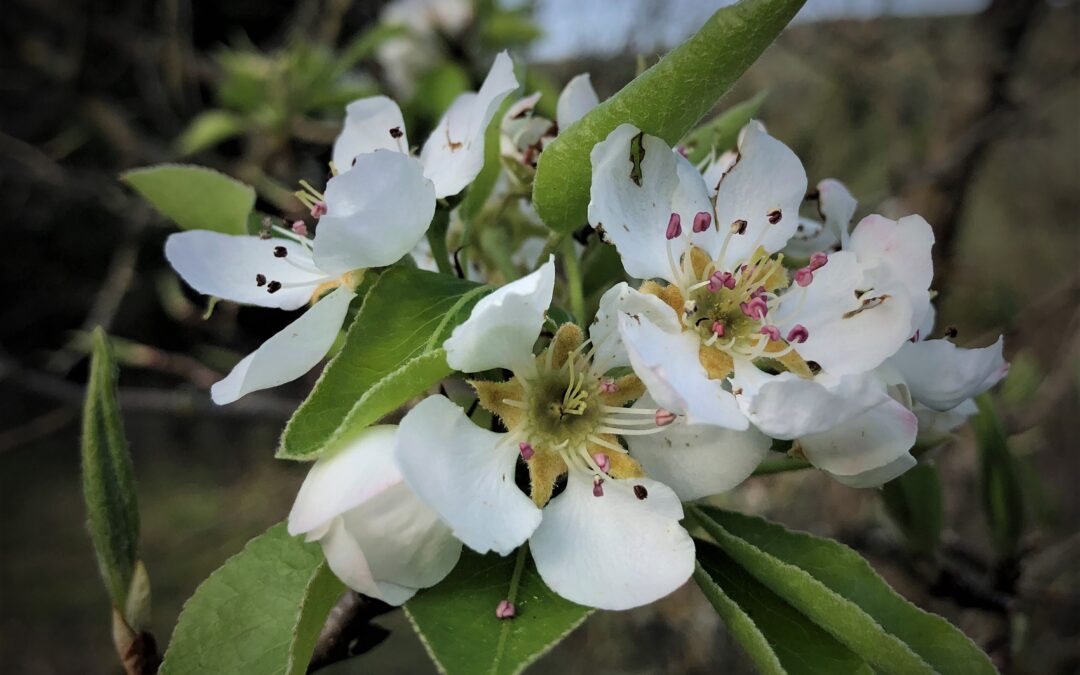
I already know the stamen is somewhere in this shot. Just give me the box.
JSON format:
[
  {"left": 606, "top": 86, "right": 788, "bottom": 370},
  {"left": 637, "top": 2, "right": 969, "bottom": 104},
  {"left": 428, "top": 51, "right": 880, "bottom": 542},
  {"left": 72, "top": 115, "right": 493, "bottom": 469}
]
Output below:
[
  {"left": 273, "top": 246, "right": 288, "bottom": 258},
  {"left": 692, "top": 211, "right": 713, "bottom": 233},
  {"left": 291, "top": 221, "right": 308, "bottom": 237},
  {"left": 740, "top": 296, "right": 768, "bottom": 320},
  {"left": 731, "top": 219, "right": 748, "bottom": 234},
  {"left": 310, "top": 202, "right": 327, "bottom": 218},
  {"left": 760, "top": 325, "right": 781, "bottom": 341},
  {"left": 593, "top": 453, "right": 610, "bottom": 473},
  {"left": 266, "top": 280, "right": 282, "bottom": 294},
  {"left": 708, "top": 270, "right": 737, "bottom": 291},
  {"left": 600, "top": 379, "right": 618, "bottom": 393},
  {"left": 600, "top": 406, "right": 658, "bottom": 415},
  {"left": 587, "top": 434, "right": 628, "bottom": 454},
  {"left": 786, "top": 324, "right": 809, "bottom": 343},
  {"left": 654, "top": 409, "right": 676, "bottom": 427},
  {"left": 711, "top": 321, "right": 726, "bottom": 337},
  {"left": 633, "top": 485, "right": 648, "bottom": 500},
  {"left": 794, "top": 267, "right": 814, "bottom": 287},
  {"left": 943, "top": 326, "right": 958, "bottom": 339},
  {"left": 501, "top": 398, "right": 527, "bottom": 409},
  {"left": 808, "top": 252, "right": 829, "bottom": 270},
  {"left": 665, "top": 213, "right": 682, "bottom": 240},
  {"left": 255, "top": 273, "right": 267, "bottom": 287},
  {"left": 767, "top": 209, "right": 782, "bottom": 224},
  {"left": 519, "top": 442, "right": 534, "bottom": 460},
  {"left": 495, "top": 600, "right": 516, "bottom": 619},
  {"left": 592, "top": 475, "right": 605, "bottom": 497}
]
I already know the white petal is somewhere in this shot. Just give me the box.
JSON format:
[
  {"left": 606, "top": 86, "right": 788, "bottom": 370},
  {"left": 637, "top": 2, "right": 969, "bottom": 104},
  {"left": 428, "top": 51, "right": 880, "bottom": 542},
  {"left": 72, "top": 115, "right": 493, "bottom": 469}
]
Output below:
[
  {"left": 589, "top": 125, "right": 712, "bottom": 285},
  {"left": 318, "top": 517, "right": 418, "bottom": 605},
  {"left": 830, "top": 454, "right": 916, "bottom": 489},
  {"left": 816, "top": 178, "right": 857, "bottom": 248},
  {"left": 730, "top": 360, "right": 892, "bottom": 439},
  {"left": 555, "top": 73, "right": 599, "bottom": 130},
  {"left": 625, "top": 394, "right": 769, "bottom": 501},
  {"left": 338, "top": 482, "right": 462, "bottom": 590},
  {"left": 914, "top": 399, "right": 977, "bottom": 437},
  {"left": 444, "top": 257, "right": 554, "bottom": 374},
  {"left": 395, "top": 396, "right": 542, "bottom": 556},
  {"left": 784, "top": 217, "right": 840, "bottom": 260},
  {"left": 530, "top": 471, "right": 694, "bottom": 610},
  {"left": 165, "top": 231, "right": 323, "bottom": 310},
  {"left": 671, "top": 150, "right": 723, "bottom": 259},
  {"left": 714, "top": 121, "right": 807, "bottom": 269},
  {"left": 588, "top": 124, "right": 677, "bottom": 283},
  {"left": 288, "top": 425, "right": 403, "bottom": 536},
  {"left": 210, "top": 286, "right": 354, "bottom": 404},
  {"left": 420, "top": 51, "right": 519, "bottom": 198},
  {"left": 799, "top": 397, "right": 918, "bottom": 486},
  {"left": 849, "top": 214, "right": 934, "bottom": 333},
  {"left": 618, "top": 313, "right": 748, "bottom": 430},
  {"left": 332, "top": 96, "right": 408, "bottom": 171},
  {"left": 701, "top": 150, "right": 737, "bottom": 199},
  {"left": 589, "top": 282, "right": 681, "bottom": 375},
  {"left": 889, "top": 337, "right": 1008, "bottom": 411},
  {"left": 783, "top": 250, "right": 914, "bottom": 375},
  {"left": 314, "top": 150, "right": 436, "bottom": 274}
]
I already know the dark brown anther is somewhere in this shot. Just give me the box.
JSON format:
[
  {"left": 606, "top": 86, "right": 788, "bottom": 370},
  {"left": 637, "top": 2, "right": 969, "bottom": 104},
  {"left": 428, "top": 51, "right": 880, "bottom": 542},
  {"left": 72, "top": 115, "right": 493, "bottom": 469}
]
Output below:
[
  {"left": 805, "top": 188, "right": 820, "bottom": 201},
  {"left": 944, "top": 326, "right": 958, "bottom": 339},
  {"left": 731, "top": 219, "right": 748, "bottom": 234},
  {"left": 767, "top": 209, "right": 782, "bottom": 224},
  {"left": 389, "top": 127, "right": 404, "bottom": 139},
  {"left": 273, "top": 246, "right": 288, "bottom": 258},
  {"left": 633, "top": 485, "right": 648, "bottom": 500},
  {"left": 266, "top": 280, "right": 282, "bottom": 294},
  {"left": 255, "top": 273, "right": 267, "bottom": 287}
]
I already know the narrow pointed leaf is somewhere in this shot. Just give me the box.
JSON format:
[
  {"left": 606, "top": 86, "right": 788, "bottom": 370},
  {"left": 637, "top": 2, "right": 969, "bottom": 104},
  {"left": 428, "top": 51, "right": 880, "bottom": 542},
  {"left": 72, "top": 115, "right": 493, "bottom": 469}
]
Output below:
[
  {"left": 973, "top": 395, "right": 1025, "bottom": 557},
  {"left": 278, "top": 267, "right": 489, "bottom": 460},
  {"left": 159, "top": 523, "right": 344, "bottom": 675},
  {"left": 692, "top": 506, "right": 997, "bottom": 675},
  {"left": 532, "top": 0, "right": 804, "bottom": 233},
  {"left": 122, "top": 164, "right": 255, "bottom": 234},
  {"left": 881, "top": 463, "right": 944, "bottom": 554},
  {"left": 82, "top": 328, "right": 140, "bottom": 616},
  {"left": 695, "top": 545, "right": 872, "bottom": 675},
  {"left": 405, "top": 549, "right": 591, "bottom": 675},
  {"left": 681, "top": 90, "right": 768, "bottom": 164}
]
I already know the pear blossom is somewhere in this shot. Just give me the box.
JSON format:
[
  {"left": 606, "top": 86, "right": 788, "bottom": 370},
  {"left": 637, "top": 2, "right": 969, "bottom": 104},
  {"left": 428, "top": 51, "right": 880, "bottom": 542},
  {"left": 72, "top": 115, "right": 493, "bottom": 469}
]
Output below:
[
  {"left": 501, "top": 73, "right": 599, "bottom": 169},
  {"left": 394, "top": 259, "right": 769, "bottom": 610},
  {"left": 375, "top": 0, "right": 474, "bottom": 99},
  {"left": 288, "top": 425, "right": 461, "bottom": 605},
  {"left": 165, "top": 53, "right": 517, "bottom": 404},
  {"left": 587, "top": 122, "right": 935, "bottom": 483}
]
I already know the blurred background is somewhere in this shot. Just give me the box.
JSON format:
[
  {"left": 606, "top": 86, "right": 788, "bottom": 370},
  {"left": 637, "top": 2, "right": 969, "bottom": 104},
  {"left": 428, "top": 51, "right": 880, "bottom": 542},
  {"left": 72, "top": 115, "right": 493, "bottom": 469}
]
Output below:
[{"left": 1, "top": 0, "right": 1078, "bottom": 672}]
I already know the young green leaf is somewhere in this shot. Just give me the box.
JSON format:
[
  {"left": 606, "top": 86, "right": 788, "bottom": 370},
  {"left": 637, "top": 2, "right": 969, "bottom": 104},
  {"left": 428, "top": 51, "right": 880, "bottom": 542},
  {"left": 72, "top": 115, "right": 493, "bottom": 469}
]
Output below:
[
  {"left": 532, "top": 0, "right": 805, "bottom": 233},
  {"left": 881, "top": 463, "right": 944, "bottom": 554},
  {"left": 695, "top": 544, "right": 872, "bottom": 675},
  {"left": 121, "top": 164, "right": 255, "bottom": 234},
  {"left": 405, "top": 548, "right": 591, "bottom": 675},
  {"left": 82, "top": 328, "right": 141, "bottom": 618},
  {"left": 691, "top": 506, "right": 997, "bottom": 675},
  {"left": 175, "top": 110, "right": 246, "bottom": 156},
  {"left": 278, "top": 267, "right": 490, "bottom": 460},
  {"left": 681, "top": 90, "right": 768, "bottom": 164},
  {"left": 973, "top": 395, "right": 1026, "bottom": 558},
  {"left": 159, "top": 523, "right": 344, "bottom": 675}
]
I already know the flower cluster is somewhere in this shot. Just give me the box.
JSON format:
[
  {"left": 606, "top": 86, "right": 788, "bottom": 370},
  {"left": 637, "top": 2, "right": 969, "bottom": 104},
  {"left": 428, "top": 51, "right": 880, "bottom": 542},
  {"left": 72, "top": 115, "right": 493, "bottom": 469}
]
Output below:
[{"left": 164, "top": 54, "right": 1008, "bottom": 613}]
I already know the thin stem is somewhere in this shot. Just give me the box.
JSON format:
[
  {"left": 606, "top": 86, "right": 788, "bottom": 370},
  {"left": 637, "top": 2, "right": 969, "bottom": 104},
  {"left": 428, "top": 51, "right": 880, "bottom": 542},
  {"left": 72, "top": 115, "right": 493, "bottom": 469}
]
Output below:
[{"left": 562, "top": 237, "right": 586, "bottom": 326}]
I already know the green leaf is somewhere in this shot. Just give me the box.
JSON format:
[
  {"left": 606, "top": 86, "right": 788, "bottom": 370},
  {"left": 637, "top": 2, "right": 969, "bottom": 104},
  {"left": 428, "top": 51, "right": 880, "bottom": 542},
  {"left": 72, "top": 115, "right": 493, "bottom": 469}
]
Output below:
[
  {"left": 278, "top": 267, "right": 489, "bottom": 460},
  {"left": 973, "top": 395, "right": 1025, "bottom": 558},
  {"left": 532, "top": 0, "right": 804, "bottom": 233},
  {"left": 695, "top": 545, "right": 872, "bottom": 675},
  {"left": 122, "top": 164, "right": 255, "bottom": 234},
  {"left": 175, "top": 110, "right": 246, "bottom": 156},
  {"left": 159, "top": 523, "right": 344, "bottom": 675},
  {"left": 881, "top": 463, "right": 943, "bottom": 554},
  {"left": 82, "top": 328, "right": 141, "bottom": 619},
  {"left": 405, "top": 547, "right": 591, "bottom": 675},
  {"left": 681, "top": 90, "right": 768, "bottom": 164},
  {"left": 691, "top": 506, "right": 997, "bottom": 675}
]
